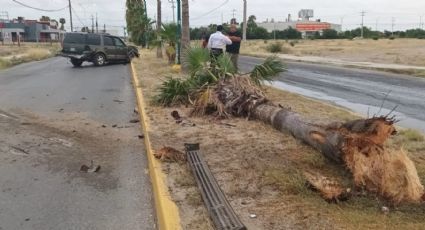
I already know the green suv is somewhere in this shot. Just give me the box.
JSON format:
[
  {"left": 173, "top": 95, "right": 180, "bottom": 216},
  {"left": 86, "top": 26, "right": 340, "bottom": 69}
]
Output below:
[{"left": 60, "top": 32, "right": 139, "bottom": 67}]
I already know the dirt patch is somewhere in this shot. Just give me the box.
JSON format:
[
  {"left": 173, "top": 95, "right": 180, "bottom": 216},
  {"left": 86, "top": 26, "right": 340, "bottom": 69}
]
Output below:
[{"left": 134, "top": 50, "right": 425, "bottom": 229}]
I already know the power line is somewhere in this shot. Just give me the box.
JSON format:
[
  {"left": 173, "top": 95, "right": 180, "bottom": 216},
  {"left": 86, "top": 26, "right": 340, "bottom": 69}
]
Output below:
[
  {"left": 191, "top": 0, "right": 229, "bottom": 21},
  {"left": 12, "top": 0, "right": 68, "bottom": 12},
  {"left": 71, "top": 6, "right": 86, "bottom": 28}
]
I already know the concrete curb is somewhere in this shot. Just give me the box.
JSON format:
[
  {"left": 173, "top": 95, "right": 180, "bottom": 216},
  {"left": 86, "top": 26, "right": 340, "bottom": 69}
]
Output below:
[{"left": 130, "top": 61, "right": 182, "bottom": 230}]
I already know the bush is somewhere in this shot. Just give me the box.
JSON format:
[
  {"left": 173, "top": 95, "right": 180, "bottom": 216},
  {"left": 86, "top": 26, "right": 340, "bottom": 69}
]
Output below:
[
  {"left": 389, "top": 36, "right": 395, "bottom": 40},
  {"left": 372, "top": 36, "right": 379, "bottom": 40},
  {"left": 266, "top": 42, "right": 283, "bottom": 53},
  {"left": 289, "top": 41, "right": 296, "bottom": 47}
]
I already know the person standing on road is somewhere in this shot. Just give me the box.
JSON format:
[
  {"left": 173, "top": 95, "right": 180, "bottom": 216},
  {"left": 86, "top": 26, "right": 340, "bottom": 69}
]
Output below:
[
  {"left": 226, "top": 24, "right": 242, "bottom": 71},
  {"left": 207, "top": 25, "right": 232, "bottom": 59}
]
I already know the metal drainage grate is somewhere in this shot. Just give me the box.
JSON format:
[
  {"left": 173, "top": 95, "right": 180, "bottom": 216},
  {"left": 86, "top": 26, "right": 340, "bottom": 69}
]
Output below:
[{"left": 185, "top": 143, "right": 247, "bottom": 230}]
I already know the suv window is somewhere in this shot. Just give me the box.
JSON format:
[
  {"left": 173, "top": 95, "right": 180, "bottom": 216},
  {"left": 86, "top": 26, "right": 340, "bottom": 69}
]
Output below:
[
  {"left": 113, "top": 37, "right": 126, "bottom": 47},
  {"left": 63, "top": 33, "right": 85, "bottom": 44},
  {"left": 87, "top": 34, "right": 101, "bottom": 45},
  {"left": 103, "top": 36, "right": 114, "bottom": 46}
]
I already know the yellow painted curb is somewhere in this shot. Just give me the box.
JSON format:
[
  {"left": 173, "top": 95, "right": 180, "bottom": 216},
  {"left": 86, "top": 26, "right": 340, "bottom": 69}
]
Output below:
[{"left": 130, "top": 62, "right": 182, "bottom": 230}]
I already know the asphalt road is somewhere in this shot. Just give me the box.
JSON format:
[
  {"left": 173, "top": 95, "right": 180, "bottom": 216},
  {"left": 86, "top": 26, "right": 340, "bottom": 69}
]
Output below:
[
  {"left": 0, "top": 58, "right": 155, "bottom": 229},
  {"left": 239, "top": 56, "right": 425, "bottom": 132}
]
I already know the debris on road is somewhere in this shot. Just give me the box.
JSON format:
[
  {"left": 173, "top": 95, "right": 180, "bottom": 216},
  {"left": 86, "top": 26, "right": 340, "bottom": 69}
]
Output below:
[
  {"left": 134, "top": 107, "right": 139, "bottom": 114},
  {"left": 154, "top": 146, "right": 186, "bottom": 162},
  {"left": 102, "top": 125, "right": 107, "bottom": 128},
  {"left": 112, "top": 124, "right": 117, "bottom": 128},
  {"left": 138, "top": 134, "right": 144, "bottom": 139},
  {"left": 81, "top": 97, "right": 87, "bottom": 100},
  {"left": 113, "top": 99, "right": 124, "bottom": 103},
  {"left": 10, "top": 146, "right": 29, "bottom": 155},
  {"left": 249, "top": 214, "right": 257, "bottom": 219},
  {"left": 129, "top": 119, "right": 140, "bottom": 123},
  {"left": 49, "top": 137, "right": 73, "bottom": 147},
  {"left": 80, "top": 160, "right": 101, "bottom": 173}
]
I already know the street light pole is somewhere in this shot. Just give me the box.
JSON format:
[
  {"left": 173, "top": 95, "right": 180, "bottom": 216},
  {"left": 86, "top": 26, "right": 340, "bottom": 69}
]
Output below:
[
  {"left": 176, "top": 0, "right": 181, "bottom": 64},
  {"left": 242, "top": 0, "right": 247, "bottom": 41},
  {"left": 68, "top": 0, "right": 73, "bottom": 32}
]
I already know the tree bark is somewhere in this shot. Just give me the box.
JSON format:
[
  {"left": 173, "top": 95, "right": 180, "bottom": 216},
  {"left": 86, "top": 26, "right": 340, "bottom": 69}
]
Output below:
[
  {"left": 181, "top": 0, "right": 190, "bottom": 50},
  {"left": 206, "top": 77, "right": 424, "bottom": 204},
  {"left": 156, "top": 0, "right": 163, "bottom": 58}
]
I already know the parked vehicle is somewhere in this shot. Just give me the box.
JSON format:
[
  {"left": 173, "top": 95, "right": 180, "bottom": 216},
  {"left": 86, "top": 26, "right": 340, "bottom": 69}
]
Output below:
[{"left": 60, "top": 32, "right": 139, "bottom": 67}]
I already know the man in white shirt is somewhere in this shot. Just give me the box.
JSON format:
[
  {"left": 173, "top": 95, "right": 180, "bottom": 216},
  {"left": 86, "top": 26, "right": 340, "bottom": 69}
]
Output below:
[{"left": 207, "top": 25, "right": 232, "bottom": 58}]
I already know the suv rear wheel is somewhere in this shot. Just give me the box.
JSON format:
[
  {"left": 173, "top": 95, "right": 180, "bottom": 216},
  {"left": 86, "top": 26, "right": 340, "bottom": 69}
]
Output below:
[
  {"left": 70, "top": 58, "right": 83, "bottom": 67},
  {"left": 93, "top": 53, "right": 106, "bottom": 66}
]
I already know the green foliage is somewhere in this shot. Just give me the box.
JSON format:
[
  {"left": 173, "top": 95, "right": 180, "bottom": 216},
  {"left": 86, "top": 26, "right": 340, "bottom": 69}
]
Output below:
[
  {"left": 249, "top": 56, "right": 286, "bottom": 85},
  {"left": 214, "top": 53, "right": 237, "bottom": 77},
  {"left": 154, "top": 77, "right": 191, "bottom": 106},
  {"left": 321, "top": 29, "right": 339, "bottom": 39},
  {"left": 125, "top": 0, "right": 153, "bottom": 46},
  {"left": 271, "top": 27, "right": 302, "bottom": 39},
  {"left": 160, "top": 23, "right": 178, "bottom": 46},
  {"left": 183, "top": 47, "right": 210, "bottom": 76},
  {"left": 156, "top": 47, "right": 286, "bottom": 106},
  {"left": 266, "top": 42, "right": 283, "bottom": 53}
]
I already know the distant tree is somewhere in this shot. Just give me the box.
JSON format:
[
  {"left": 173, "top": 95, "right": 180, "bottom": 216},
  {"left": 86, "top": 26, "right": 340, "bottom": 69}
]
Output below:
[
  {"left": 59, "top": 18, "right": 66, "bottom": 30},
  {"left": 126, "top": 0, "right": 153, "bottom": 46},
  {"left": 39, "top": 16, "right": 50, "bottom": 22},
  {"left": 321, "top": 29, "right": 339, "bottom": 39}
]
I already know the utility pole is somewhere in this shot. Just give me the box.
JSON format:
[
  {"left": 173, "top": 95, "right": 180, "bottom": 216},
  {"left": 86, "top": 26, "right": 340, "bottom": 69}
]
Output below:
[
  {"left": 68, "top": 0, "right": 73, "bottom": 32},
  {"left": 176, "top": 0, "right": 181, "bottom": 64},
  {"left": 91, "top": 15, "right": 94, "bottom": 33},
  {"left": 231, "top": 9, "right": 236, "bottom": 19},
  {"left": 420, "top": 16, "right": 423, "bottom": 29},
  {"left": 242, "top": 0, "right": 247, "bottom": 41},
  {"left": 96, "top": 13, "right": 98, "bottom": 33},
  {"left": 168, "top": 0, "right": 176, "bottom": 23},
  {"left": 340, "top": 16, "right": 344, "bottom": 31},
  {"left": 391, "top": 17, "right": 395, "bottom": 36},
  {"left": 375, "top": 18, "right": 379, "bottom": 31},
  {"left": 360, "top": 11, "right": 365, "bottom": 38}
]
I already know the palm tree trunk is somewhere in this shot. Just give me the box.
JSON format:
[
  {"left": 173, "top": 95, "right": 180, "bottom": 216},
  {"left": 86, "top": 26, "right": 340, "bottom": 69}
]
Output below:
[
  {"left": 181, "top": 0, "right": 190, "bottom": 50},
  {"left": 156, "top": 0, "right": 163, "bottom": 58},
  {"left": 251, "top": 103, "right": 424, "bottom": 204},
  {"left": 210, "top": 78, "right": 424, "bottom": 204}
]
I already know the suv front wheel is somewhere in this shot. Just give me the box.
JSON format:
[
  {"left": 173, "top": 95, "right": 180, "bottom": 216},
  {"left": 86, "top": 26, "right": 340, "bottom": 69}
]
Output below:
[
  {"left": 93, "top": 53, "right": 106, "bottom": 66},
  {"left": 70, "top": 58, "right": 83, "bottom": 67}
]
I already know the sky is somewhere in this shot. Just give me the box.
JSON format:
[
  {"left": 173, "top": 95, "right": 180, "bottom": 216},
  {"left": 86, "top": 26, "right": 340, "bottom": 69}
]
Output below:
[{"left": 2, "top": 0, "right": 425, "bottom": 34}]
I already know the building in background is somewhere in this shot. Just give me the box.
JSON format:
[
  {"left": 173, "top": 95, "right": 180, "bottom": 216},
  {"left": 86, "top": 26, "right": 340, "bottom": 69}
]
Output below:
[
  {"left": 0, "top": 17, "right": 64, "bottom": 43},
  {"left": 258, "top": 9, "right": 341, "bottom": 38}
]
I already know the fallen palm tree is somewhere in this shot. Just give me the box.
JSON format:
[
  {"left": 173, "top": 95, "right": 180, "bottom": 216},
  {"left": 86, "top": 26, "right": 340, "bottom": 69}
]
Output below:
[{"left": 155, "top": 47, "right": 424, "bottom": 204}]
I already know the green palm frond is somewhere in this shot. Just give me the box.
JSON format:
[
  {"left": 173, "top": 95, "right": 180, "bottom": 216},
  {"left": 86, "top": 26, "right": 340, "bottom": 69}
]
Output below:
[
  {"left": 249, "top": 56, "right": 286, "bottom": 86},
  {"left": 215, "top": 53, "right": 236, "bottom": 78},
  {"left": 160, "top": 23, "right": 178, "bottom": 46},
  {"left": 154, "top": 77, "right": 191, "bottom": 106},
  {"left": 182, "top": 47, "right": 211, "bottom": 77}
]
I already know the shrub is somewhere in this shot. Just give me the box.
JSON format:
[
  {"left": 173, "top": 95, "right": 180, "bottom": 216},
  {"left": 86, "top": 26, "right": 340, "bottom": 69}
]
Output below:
[
  {"left": 389, "top": 36, "right": 395, "bottom": 40},
  {"left": 372, "top": 36, "right": 379, "bottom": 40},
  {"left": 289, "top": 41, "right": 296, "bottom": 47},
  {"left": 266, "top": 42, "right": 283, "bottom": 53}
]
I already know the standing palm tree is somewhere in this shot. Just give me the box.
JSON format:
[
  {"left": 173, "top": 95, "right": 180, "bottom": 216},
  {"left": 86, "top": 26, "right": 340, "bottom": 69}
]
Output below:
[
  {"left": 181, "top": 0, "right": 190, "bottom": 49},
  {"left": 156, "top": 0, "right": 163, "bottom": 58}
]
